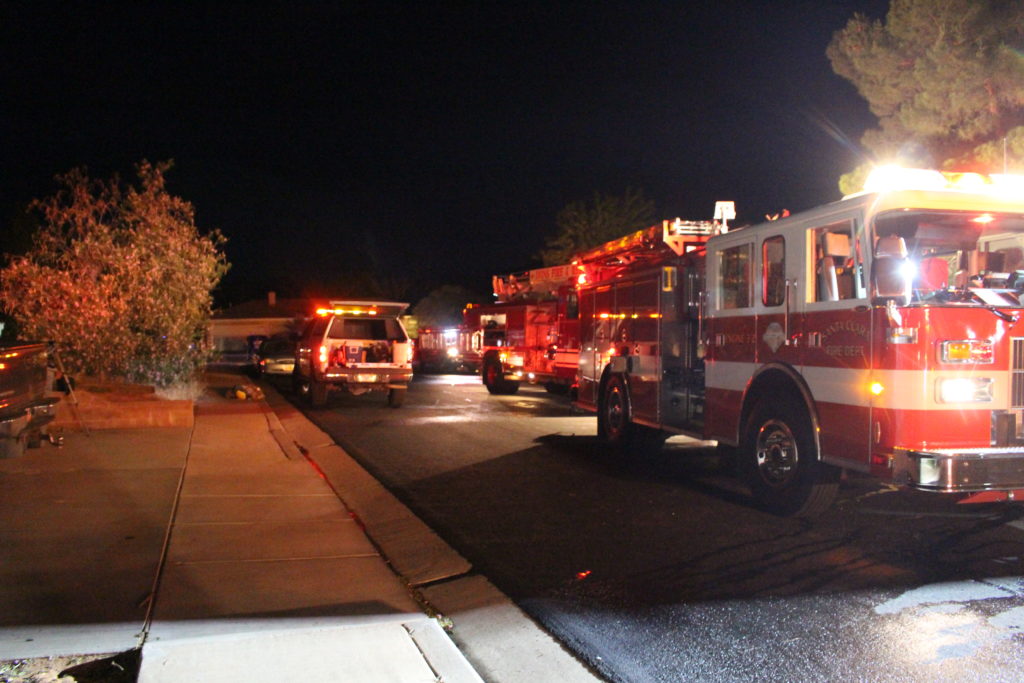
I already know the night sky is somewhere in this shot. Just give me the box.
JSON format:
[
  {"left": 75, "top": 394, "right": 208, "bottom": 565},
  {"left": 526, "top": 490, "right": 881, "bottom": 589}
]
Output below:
[{"left": 2, "top": 1, "right": 890, "bottom": 307}]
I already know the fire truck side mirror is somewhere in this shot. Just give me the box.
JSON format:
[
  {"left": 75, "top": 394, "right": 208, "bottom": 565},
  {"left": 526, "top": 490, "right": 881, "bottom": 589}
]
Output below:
[
  {"left": 872, "top": 255, "right": 912, "bottom": 305},
  {"left": 871, "top": 235, "right": 911, "bottom": 305}
]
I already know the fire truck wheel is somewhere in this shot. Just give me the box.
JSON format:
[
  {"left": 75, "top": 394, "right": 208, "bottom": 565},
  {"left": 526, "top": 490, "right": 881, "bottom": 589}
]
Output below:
[
  {"left": 601, "top": 375, "right": 640, "bottom": 449},
  {"left": 387, "top": 387, "right": 406, "bottom": 408},
  {"left": 483, "top": 359, "right": 501, "bottom": 393},
  {"left": 483, "top": 359, "right": 517, "bottom": 395},
  {"left": 741, "top": 397, "right": 839, "bottom": 517},
  {"left": 309, "top": 378, "right": 328, "bottom": 408}
]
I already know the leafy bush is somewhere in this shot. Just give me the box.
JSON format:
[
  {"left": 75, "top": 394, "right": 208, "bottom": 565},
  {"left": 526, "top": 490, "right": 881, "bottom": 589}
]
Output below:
[{"left": 0, "top": 161, "right": 229, "bottom": 387}]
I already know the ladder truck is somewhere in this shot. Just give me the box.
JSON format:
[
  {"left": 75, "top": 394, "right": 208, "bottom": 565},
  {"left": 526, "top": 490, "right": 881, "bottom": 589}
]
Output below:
[{"left": 467, "top": 264, "right": 581, "bottom": 395}]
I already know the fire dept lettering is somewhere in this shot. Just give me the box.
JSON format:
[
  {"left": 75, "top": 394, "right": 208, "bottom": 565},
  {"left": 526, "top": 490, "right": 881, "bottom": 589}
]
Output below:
[
  {"left": 822, "top": 320, "right": 867, "bottom": 359},
  {"left": 822, "top": 321, "right": 868, "bottom": 338}
]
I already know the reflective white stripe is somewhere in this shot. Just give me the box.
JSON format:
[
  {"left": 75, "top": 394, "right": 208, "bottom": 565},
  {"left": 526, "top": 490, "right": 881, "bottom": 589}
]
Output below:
[
  {"left": 706, "top": 360, "right": 756, "bottom": 393},
  {"left": 870, "top": 368, "right": 1006, "bottom": 410},
  {"left": 707, "top": 360, "right": 1007, "bottom": 410}
]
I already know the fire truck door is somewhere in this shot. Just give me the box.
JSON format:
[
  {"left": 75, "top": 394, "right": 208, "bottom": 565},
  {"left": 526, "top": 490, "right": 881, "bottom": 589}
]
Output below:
[
  {"left": 800, "top": 220, "right": 873, "bottom": 469},
  {"left": 659, "top": 265, "right": 702, "bottom": 430},
  {"left": 577, "top": 284, "right": 611, "bottom": 406},
  {"left": 756, "top": 234, "right": 802, "bottom": 373},
  {"left": 628, "top": 277, "right": 660, "bottom": 422}
]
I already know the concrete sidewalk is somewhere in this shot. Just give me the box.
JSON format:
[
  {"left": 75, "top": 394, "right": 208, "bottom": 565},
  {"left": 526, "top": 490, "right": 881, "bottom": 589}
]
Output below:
[
  {"left": 0, "top": 377, "right": 479, "bottom": 682},
  {"left": 0, "top": 373, "right": 600, "bottom": 682}
]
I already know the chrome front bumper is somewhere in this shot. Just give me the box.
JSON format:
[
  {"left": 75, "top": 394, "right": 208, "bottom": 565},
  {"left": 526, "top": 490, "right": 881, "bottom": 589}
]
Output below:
[{"left": 893, "top": 447, "right": 1024, "bottom": 492}]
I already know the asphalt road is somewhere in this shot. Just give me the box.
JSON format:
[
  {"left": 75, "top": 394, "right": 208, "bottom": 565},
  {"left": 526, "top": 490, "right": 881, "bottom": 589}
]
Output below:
[{"left": 285, "top": 373, "right": 1024, "bottom": 682}]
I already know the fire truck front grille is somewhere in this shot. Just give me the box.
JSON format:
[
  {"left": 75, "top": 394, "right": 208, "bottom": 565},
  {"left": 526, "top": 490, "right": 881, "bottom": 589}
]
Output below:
[{"left": 1013, "top": 338, "right": 1024, "bottom": 409}]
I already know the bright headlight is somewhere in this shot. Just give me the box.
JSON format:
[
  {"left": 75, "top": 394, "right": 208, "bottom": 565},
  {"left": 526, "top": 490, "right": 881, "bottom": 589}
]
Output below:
[
  {"left": 936, "top": 377, "right": 993, "bottom": 403},
  {"left": 446, "top": 346, "right": 459, "bottom": 358}
]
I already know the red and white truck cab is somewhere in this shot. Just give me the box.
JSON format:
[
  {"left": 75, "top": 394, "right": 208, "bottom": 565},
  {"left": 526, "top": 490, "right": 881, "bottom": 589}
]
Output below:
[{"left": 704, "top": 167, "right": 1024, "bottom": 512}]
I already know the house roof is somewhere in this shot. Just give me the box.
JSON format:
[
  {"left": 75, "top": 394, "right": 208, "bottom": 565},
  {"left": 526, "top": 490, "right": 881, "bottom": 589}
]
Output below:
[{"left": 213, "top": 298, "right": 313, "bottom": 320}]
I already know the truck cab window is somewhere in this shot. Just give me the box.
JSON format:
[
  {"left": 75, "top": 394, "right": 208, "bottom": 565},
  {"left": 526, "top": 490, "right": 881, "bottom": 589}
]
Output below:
[
  {"left": 811, "top": 221, "right": 860, "bottom": 302},
  {"left": 718, "top": 243, "right": 753, "bottom": 309},
  {"left": 762, "top": 236, "right": 785, "bottom": 307}
]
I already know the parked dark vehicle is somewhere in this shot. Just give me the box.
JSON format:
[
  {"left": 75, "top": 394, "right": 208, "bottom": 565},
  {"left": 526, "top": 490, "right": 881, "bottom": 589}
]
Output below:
[
  {"left": 0, "top": 342, "right": 59, "bottom": 458},
  {"left": 255, "top": 334, "right": 297, "bottom": 378}
]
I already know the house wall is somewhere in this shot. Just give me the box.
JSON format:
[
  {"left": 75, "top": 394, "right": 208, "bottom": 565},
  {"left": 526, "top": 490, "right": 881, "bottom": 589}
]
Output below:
[{"left": 208, "top": 318, "right": 295, "bottom": 364}]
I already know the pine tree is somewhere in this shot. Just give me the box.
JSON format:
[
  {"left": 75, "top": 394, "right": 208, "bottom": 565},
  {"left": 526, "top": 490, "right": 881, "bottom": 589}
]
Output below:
[{"left": 828, "top": 0, "right": 1024, "bottom": 193}]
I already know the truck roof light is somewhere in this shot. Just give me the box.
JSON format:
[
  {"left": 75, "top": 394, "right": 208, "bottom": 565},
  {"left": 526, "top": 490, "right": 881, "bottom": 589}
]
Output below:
[
  {"left": 316, "top": 307, "right": 378, "bottom": 316},
  {"left": 860, "top": 165, "right": 1024, "bottom": 198},
  {"left": 863, "top": 166, "right": 946, "bottom": 193}
]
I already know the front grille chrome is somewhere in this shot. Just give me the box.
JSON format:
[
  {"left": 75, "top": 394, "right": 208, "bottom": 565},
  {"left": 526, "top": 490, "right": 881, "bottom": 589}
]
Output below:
[{"left": 1012, "top": 338, "right": 1024, "bottom": 409}]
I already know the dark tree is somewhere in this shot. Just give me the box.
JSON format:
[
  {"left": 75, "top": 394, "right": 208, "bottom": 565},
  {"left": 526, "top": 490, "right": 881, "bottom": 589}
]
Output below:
[
  {"left": 828, "top": 0, "right": 1024, "bottom": 193},
  {"left": 539, "top": 188, "right": 656, "bottom": 266}
]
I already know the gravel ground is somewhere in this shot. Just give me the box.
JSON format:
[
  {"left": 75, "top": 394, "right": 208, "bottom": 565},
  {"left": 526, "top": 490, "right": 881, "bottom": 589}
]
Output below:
[{"left": 0, "top": 651, "right": 139, "bottom": 683}]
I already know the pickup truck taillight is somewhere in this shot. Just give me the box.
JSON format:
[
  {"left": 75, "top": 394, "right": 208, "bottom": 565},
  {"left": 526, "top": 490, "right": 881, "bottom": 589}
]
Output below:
[{"left": 318, "top": 345, "right": 329, "bottom": 368}]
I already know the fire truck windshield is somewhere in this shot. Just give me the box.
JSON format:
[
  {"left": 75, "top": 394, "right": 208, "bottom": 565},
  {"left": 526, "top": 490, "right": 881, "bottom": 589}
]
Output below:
[{"left": 874, "top": 209, "right": 1024, "bottom": 305}]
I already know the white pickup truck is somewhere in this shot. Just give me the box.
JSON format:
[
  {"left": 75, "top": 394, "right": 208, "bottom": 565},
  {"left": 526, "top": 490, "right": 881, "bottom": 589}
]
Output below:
[{"left": 292, "top": 301, "right": 413, "bottom": 408}]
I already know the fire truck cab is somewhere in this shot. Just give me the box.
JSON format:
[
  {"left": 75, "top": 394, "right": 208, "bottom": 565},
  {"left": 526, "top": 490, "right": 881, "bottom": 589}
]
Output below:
[
  {"left": 580, "top": 169, "right": 1024, "bottom": 516},
  {"left": 414, "top": 326, "right": 476, "bottom": 373}
]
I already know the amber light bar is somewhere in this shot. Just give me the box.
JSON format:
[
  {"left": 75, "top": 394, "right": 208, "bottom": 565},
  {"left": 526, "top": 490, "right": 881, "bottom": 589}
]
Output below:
[{"left": 316, "top": 307, "right": 378, "bottom": 317}]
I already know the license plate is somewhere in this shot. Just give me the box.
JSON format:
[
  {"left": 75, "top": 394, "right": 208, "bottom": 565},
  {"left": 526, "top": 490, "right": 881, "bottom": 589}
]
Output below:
[{"left": 355, "top": 374, "right": 379, "bottom": 383}]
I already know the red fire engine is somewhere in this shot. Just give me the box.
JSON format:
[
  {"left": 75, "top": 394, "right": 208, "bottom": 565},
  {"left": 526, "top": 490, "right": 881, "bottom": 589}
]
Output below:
[
  {"left": 414, "top": 326, "right": 477, "bottom": 373},
  {"left": 465, "top": 265, "right": 580, "bottom": 395},
  {"left": 576, "top": 168, "right": 1024, "bottom": 516}
]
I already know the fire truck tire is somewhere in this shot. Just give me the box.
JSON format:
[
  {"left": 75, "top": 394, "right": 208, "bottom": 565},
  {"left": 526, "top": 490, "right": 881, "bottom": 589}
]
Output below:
[
  {"left": 483, "top": 359, "right": 517, "bottom": 395},
  {"left": 741, "top": 397, "right": 839, "bottom": 517},
  {"left": 483, "top": 359, "right": 501, "bottom": 393},
  {"left": 309, "top": 378, "right": 328, "bottom": 408},
  {"left": 602, "top": 375, "right": 633, "bottom": 446},
  {"left": 601, "top": 374, "right": 666, "bottom": 456},
  {"left": 387, "top": 387, "right": 406, "bottom": 408}
]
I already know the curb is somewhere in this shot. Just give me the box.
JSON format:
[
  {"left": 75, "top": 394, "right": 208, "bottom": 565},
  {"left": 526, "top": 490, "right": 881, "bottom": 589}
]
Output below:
[{"left": 260, "top": 381, "right": 601, "bottom": 683}]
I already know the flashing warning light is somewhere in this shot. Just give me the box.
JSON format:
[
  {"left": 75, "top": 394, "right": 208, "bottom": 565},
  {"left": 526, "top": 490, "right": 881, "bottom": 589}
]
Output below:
[
  {"left": 575, "top": 570, "right": 592, "bottom": 581},
  {"left": 0, "top": 362, "right": 6, "bottom": 370},
  {"left": 317, "top": 306, "right": 378, "bottom": 317},
  {"left": 861, "top": 165, "right": 1024, "bottom": 198},
  {"left": 870, "top": 382, "right": 885, "bottom": 396},
  {"left": 318, "top": 345, "right": 329, "bottom": 366}
]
